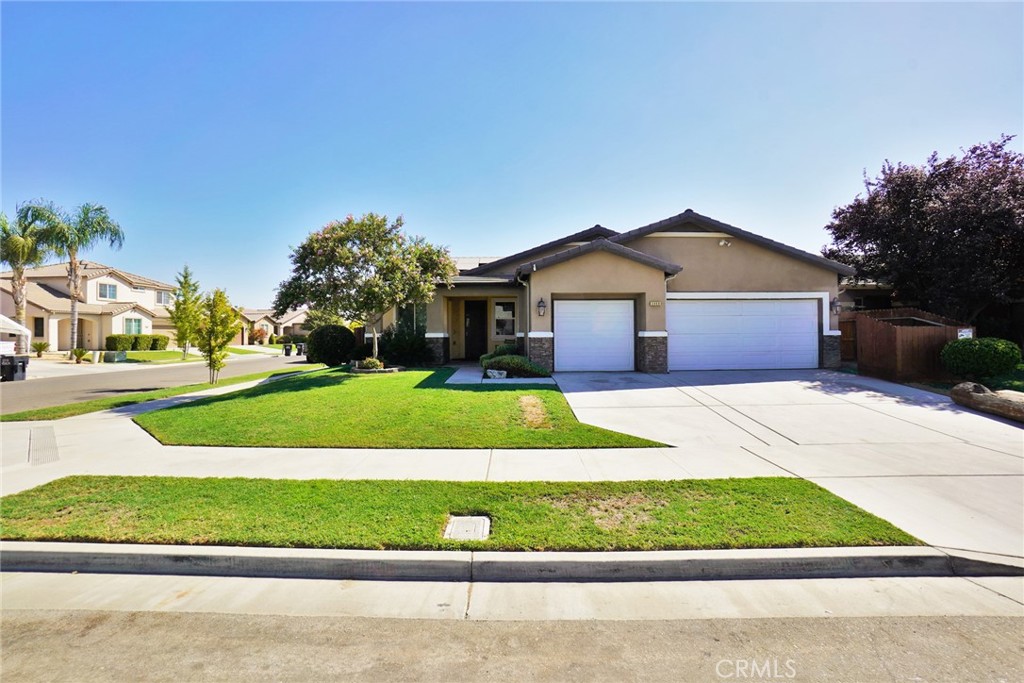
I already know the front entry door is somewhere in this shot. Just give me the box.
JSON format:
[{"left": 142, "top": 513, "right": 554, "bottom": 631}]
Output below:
[{"left": 464, "top": 300, "right": 488, "bottom": 360}]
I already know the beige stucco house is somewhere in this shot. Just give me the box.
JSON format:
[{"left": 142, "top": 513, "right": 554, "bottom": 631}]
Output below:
[
  {"left": 0, "top": 262, "right": 175, "bottom": 351},
  {"left": 233, "top": 307, "right": 309, "bottom": 345},
  {"left": 414, "top": 209, "right": 855, "bottom": 373}
]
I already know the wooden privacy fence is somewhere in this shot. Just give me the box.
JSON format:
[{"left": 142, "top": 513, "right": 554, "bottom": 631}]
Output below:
[{"left": 855, "top": 308, "right": 973, "bottom": 382}]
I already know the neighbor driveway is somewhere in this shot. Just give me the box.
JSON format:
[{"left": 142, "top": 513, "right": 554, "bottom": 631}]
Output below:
[{"left": 554, "top": 369, "right": 1024, "bottom": 562}]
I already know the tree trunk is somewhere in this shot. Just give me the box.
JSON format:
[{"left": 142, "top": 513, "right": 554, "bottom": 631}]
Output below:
[
  {"left": 372, "top": 328, "right": 379, "bottom": 359},
  {"left": 13, "top": 271, "right": 27, "bottom": 354},
  {"left": 67, "top": 257, "right": 80, "bottom": 357}
]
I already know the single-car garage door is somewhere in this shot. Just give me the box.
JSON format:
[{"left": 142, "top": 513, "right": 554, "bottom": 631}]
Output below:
[
  {"left": 668, "top": 299, "right": 818, "bottom": 370},
  {"left": 554, "top": 300, "right": 634, "bottom": 371}
]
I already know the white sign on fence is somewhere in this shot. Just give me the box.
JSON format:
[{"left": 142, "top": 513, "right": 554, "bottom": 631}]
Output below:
[
  {"left": 0, "top": 341, "right": 15, "bottom": 354},
  {"left": 957, "top": 328, "right": 974, "bottom": 339}
]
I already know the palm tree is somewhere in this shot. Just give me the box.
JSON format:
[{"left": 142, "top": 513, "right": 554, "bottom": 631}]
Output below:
[
  {"left": 41, "top": 203, "right": 125, "bottom": 353},
  {"left": 0, "top": 203, "right": 55, "bottom": 353}
]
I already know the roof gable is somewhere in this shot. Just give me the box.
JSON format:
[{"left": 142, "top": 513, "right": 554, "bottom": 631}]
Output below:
[
  {"left": 465, "top": 225, "right": 619, "bottom": 275},
  {"left": 3, "top": 261, "right": 176, "bottom": 290},
  {"left": 515, "top": 239, "right": 682, "bottom": 277},
  {"left": 610, "top": 209, "right": 856, "bottom": 276}
]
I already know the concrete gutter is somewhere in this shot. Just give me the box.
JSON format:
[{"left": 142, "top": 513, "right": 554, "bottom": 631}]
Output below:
[{"left": 3, "top": 542, "right": 1021, "bottom": 583}]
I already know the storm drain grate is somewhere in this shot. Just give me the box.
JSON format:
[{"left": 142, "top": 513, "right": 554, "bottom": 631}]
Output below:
[
  {"left": 443, "top": 515, "right": 490, "bottom": 541},
  {"left": 29, "top": 426, "right": 60, "bottom": 465}
]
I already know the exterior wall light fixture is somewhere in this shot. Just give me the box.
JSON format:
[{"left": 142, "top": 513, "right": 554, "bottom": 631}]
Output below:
[{"left": 537, "top": 298, "right": 547, "bottom": 316}]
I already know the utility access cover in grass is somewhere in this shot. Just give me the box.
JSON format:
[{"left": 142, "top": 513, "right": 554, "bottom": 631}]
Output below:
[
  {"left": 443, "top": 516, "right": 491, "bottom": 541},
  {"left": 0, "top": 476, "right": 920, "bottom": 551}
]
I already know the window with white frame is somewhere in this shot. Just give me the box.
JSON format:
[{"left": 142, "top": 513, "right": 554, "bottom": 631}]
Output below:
[
  {"left": 156, "top": 291, "right": 171, "bottom": 306},
  {"left": 98, "top": 283, "right": 118, "bottom": 299},
  {"left": 124, "top": 318, "right": 142, "bottom": 335},
  {"left": 494, "top": 301, "right": 516, "bottom": 337},
  {"left": 133, "top": 286, "right": 146, "bottom": 293}
]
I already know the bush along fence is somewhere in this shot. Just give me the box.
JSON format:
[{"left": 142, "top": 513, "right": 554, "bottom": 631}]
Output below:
[{"left": 854, "top": 308, "right": 973, "bottom": 382}]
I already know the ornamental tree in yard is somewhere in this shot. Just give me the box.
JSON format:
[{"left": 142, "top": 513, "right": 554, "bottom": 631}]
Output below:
[
  {"left": 197, "top": 289, "right": 241, "bottom": 384},
  {"left": 167, "top": 265, "right": 203, "bottom": 359},
  {"left": 273, "top": 214, "right": 457, "bottom": 360},
  {"left": 822, "top": 135, "right": 1024, "bottom": 329},
  {"left": 0, "top": 204, "right": 53, "bottom": 353}
]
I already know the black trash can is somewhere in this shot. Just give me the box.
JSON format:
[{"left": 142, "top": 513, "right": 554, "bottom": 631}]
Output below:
[
  {"left": 12, "top": 355, "right": 28, "bottom": 381},
  {"left": 295, "top": 342, "right": 305, "bottom": 356},
  {"left": 283, "top": 343, "right": 293, "bottom": 357},
  {"left": 0, "top": 355, "right": 13, "bottom": 382}
]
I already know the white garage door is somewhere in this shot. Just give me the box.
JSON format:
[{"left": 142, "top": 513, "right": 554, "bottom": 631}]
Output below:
[
  {"left": 668, "top": 299, "right": 818, "bottom": 370},
  {"left": 554, "top": 300, "right": 634, "bottom": 371}
]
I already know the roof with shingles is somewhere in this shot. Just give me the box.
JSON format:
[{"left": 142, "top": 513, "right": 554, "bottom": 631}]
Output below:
[
  {"left": 1, "top": 261, "right": 175, "bottom": 289},
  {"left": 0, "top": 279, "right": 169, "bottom": 317},
  {"left": 609, "top": 209, "right": 856, "bottom": 276},
  {"left": 464, "top": 225, "right": 618, "bottom": 276},
  {"left": 515, "top": 238, "right": 683, "bottom": 277}
]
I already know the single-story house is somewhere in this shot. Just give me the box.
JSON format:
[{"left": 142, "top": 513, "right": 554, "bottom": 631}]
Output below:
[
  {"left": 403, "top": 209, "right": 856, "bottom": 372},
  {"left": 233, "top": 307, "right": 309, "bottom": 345}
]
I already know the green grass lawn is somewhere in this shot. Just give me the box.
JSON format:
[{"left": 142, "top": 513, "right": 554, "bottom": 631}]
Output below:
[
  {"left": 123, "top": 350, "right": 202, "bottom": 363},
  {"left": 1, "top": 366, "right": 322, "bottom": 422},
  {"left": 226, "top": 346, "right": 266, "bottom": 355},
  {"left": 0, "top": 476, "right": 919, "bottom": 551},
  {"left": 133, "top": 367, "right": 660, "bottom": 449},
  {"left": 987, "top": 362, "right": 1024, "bottom": 392}
]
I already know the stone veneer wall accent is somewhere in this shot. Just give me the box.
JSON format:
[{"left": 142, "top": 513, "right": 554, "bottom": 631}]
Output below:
[
  {"left": 821, "top": 334, "right": 841, "bottom": 369},
  {"left": 527, "top": 337, "right": 554, "bottom": 372},
  {"left": 637, "top": 336, "right": 668, "bottom": 373},
  {"left": 426, "top": 337, "right": 449, "bottom": 365}
]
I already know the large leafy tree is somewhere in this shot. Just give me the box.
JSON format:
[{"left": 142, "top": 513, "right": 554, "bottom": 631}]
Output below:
[
  {"left": 167, "top": 265, "right": 203, "bottom": 359},
  {"left": 38, "top": 202, "right": 125, "bottom": 352},
  {"left": 0, "top": 203, "right": 53, "bottom": 353},
  {"left": 273, "top": 213, "right": 457, "bottom": 359},
  {"left": 823, "top": 135, "right": 1024, "bottom": 325},
  {"left": 196, "top": 289, "right": 241, "bottom": 384}
]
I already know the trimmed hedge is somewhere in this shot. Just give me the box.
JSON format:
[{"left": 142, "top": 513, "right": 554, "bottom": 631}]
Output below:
[
  {"left": 481, "top": 354, "right": 551, "bottom": 378},
  {"left": 306, "top": 325, "right": 356, "bottom": 367},
  {"left": 132, "top": 334, "right": 155, "bottom": 351},
  {"left": 479, "top": 343, "right": 519, "bottom": 366},
  {"left": 151, "top": 335, "right": 170, "bottom": 350},
  {"left": 941, "top": 337, "right": 1022, "bottom": 379},
  {"left": 106, "top": 335, "right": 133, "bottom": 352}
]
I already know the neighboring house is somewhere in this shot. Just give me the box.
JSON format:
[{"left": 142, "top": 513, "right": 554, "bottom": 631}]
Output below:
[
  {"left": 0, "top": 261, "right": 175, "bottom": 351},
  {"left": 399, "top": 209, "right": 855, "bottom": 372},
  {"left": 233, "top": 307, "right": 309, "bottom": 344},
  {"left": 837, "top": 278, "right": 897, "bottom": 312}
]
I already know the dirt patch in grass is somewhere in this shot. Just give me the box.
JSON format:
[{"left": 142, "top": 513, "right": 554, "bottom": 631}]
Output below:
[
  {"left": 518, "top": 395, "right": 552, "bottom": 429},
  {"left": 550, "top": 493, "right": 668, "bottom": 531}
]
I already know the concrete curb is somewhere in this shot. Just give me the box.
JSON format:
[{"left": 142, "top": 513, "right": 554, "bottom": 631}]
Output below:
[{"left": 3, "top": 542, "right": 1021, "bottom": 583}]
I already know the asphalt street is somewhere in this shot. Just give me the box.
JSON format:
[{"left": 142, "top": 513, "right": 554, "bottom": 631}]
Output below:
[
  {"left": 2, "top": 611, "right": 1021, "bottom": 682},
  {"left": 0, "top": 355, "right": 312, "bottom": 413}
]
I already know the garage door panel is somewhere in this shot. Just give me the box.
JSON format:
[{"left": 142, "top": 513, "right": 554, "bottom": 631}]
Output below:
[
  {"left": 554, "top": 300, "right": 634, "bottom": 372},
  {"left": 668, "top": 299, "right": 818, "bottom": 370}
]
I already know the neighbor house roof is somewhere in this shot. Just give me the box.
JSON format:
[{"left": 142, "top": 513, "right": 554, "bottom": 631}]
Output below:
[
  {"left": 609, "top": 209, "right": 856, "bottom": 276},
  {"left": 454, "top": 256, "right": 499, "bottom": 271},
  {"left": 464, "top": 225, "right": 619, "bottom": 275},
  {"left": 0, "top": 280, "right": 168, "bottom": 318},
  {"left": 452, "top": 275, "right": 516, "bottom": 285},
  {"left": 241, "top": 308, "right": 278, "bottom": 322},
  {"left": 4, "top": 261, "right": 175, "bottom": 290},
  {"left": 515, "top": 238, "right": 683, "bottom": 277}
]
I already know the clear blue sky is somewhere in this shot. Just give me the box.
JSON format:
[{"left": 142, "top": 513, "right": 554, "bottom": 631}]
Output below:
[{"left": 2, "top": 2, "right": 1021, "bottom": 307}]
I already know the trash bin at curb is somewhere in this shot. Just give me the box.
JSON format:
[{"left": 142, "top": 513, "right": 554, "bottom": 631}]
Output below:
[
  {"left": 283, "top": 343, "right": 293, "bottom": 357},
  {"left": 92, "top": 351, "right": 102, "bottom": 364},
  {"left": 1, "top": 355, "right": 28, "bottom": 381},
  {"left": 296, "top": 343, "right": 305, "bottom": 356}
]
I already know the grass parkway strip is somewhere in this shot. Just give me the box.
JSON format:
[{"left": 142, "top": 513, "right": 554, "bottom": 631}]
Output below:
[
  {"left": 0, "top": 366, "right": 322, "bottom": 422},
  {"left": 0, "top": 476, "right": 918, "bottom": 552},
  {"left": 133, "top": 367, "right": 662, "bottom": 449}
]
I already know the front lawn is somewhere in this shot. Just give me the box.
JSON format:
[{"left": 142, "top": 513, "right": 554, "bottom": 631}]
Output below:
[
  {"left": 0, "top": 476, "right": 919, "bottom": 551},
  {"left": 134, "top": 368, "right": 660, "bottom": 448},
  {"left": 0, "top": 366, "right": 322, "bottom": 422},
  {"left": 124, "top": 350, "right": 201, "bottom": 363}
]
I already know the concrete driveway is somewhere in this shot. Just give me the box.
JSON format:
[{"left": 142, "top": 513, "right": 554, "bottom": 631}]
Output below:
[{"left": 554, "top": 370, "right": 1024, "bottom": 563}]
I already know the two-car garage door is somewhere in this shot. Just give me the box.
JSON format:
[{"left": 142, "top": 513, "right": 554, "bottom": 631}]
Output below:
[
  {"left": 667, "top": 299, "right": 819, "bottom": 370},
  {"left": 552, "top": 298, "right": 819, "bottom": 371}
]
